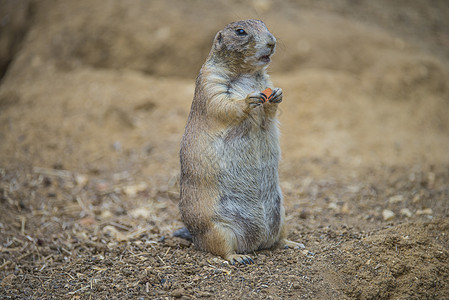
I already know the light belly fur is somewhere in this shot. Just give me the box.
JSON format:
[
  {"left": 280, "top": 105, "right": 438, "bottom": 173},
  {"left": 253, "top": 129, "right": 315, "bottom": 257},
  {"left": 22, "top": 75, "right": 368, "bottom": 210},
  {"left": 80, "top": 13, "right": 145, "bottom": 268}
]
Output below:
[{"left": 213, "top": 115, "right": 282, "bottom": 253}]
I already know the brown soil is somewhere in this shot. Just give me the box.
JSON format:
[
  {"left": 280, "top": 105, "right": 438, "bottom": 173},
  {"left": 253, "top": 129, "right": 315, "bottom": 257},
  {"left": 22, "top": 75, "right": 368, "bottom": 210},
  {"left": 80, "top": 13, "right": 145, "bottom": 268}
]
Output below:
[{"left": 1, "top": 0, "right": 448, "bottom": 299}]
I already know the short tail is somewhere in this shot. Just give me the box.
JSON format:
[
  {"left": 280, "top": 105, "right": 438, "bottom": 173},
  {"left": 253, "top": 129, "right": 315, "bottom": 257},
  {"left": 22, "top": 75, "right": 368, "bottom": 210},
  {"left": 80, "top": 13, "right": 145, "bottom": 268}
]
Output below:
[{"left": 173, "top": 227, "right": 192, "bottom": 241}]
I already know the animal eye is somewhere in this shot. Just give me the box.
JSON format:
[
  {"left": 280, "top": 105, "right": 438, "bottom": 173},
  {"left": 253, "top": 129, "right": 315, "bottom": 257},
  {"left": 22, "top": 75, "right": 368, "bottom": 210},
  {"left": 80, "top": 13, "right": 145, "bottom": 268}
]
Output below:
[{"left": 235, "top": 29, "right": 247, "bottom": 36}]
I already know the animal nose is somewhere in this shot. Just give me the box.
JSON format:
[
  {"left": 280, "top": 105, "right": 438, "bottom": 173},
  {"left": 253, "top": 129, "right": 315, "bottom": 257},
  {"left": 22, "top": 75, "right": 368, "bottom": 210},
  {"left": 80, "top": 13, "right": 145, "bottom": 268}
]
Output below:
[{"left": 267, "top": 34, "right": 276, "bottom": 50}]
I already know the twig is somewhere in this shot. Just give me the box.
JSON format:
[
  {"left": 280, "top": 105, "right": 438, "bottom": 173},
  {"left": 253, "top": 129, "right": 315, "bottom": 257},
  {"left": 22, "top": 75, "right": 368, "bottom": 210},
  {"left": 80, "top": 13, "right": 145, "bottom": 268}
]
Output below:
[
  {"left": 76, "top": 196, "right": 89, "bottom": 212},
  {"left": 0, "top": 261, "right": 12, "bottom": 270},
  {"left": 108, "top": 222, "right": 131, "bottom": 231},
  {"left": 157, "top": 255, "right": 166, "bottom": 266},
  {"left": 68, "top": 285, "right": 90, "bottom": 295},
  {"left": 17, "top": 252, "right": 32, "bottom": 261},
  {"left": 20, "top": 216, "right": 26, "bottom": 235},
  {"left": 0, "top": 246, "right": 22, "bottom": 252},
  {"left": 61, "top": 247, "right": 72, "bottom": 256},
  {"left": 33, "top": 167, "right": 73, "bottom": 179}
]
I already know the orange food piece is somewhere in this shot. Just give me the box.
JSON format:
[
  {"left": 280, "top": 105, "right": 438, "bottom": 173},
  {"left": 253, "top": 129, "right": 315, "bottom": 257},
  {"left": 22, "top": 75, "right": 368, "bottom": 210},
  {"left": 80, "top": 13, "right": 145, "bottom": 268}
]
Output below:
[{"left": 261, "top": 88, "right": 273, "bottom": 101}]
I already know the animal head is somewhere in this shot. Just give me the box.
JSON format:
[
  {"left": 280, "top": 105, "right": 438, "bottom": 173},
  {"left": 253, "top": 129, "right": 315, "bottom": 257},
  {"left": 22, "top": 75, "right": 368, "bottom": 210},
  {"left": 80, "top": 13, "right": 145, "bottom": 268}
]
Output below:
[{"left": 211, "top": 19, "right": 276, "bottom": 72}]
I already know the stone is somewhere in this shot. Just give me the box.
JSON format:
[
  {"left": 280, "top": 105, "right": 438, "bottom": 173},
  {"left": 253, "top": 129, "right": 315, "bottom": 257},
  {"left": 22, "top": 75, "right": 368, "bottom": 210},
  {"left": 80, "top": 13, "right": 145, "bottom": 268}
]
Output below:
[
  {"left": 382, "top": 209, "right": 395, "bottom": 221},
  {"left": 400, "top": 208, "right": 413, "bottom": 218}
]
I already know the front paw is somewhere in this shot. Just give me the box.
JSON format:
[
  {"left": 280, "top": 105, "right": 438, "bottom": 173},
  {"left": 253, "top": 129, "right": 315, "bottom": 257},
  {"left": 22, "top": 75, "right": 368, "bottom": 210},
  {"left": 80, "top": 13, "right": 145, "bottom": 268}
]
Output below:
[
  {"left": 246, "top": 92, "right": 266, "bottom": 108},
  {"left": 268, "top": 88, "right": 283, "bottom": 103}
]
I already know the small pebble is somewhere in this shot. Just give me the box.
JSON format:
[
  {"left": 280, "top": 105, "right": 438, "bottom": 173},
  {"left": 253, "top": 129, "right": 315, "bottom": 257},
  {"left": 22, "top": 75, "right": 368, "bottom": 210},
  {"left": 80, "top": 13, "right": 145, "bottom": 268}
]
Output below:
[
  {"left": 400, "top": 208, "right": 413, "bottom": 218},
  {"left": 129, "top": 207, "right": 152, "bottom": 218},
  {"left": 416, "top": 208, "right": 433, "bottom": 215},
  {"left": 79, "top": 216, "right": 96, "bottom": 226},
  {"left": 412, "top": 194, "right": 421, "bottom": 203},
  {"left": 100, "top": 210, "right": 113, "bottom": 219},
  {"left": 341, "top": 203, "right": 350, "bottom": 214},
  {"left": 75, "top": 174, "right": 88, "bottom": 187},
  {"left": 123, "top": 182, "right": 148, "bottom": 197},
  {"left": 328, "top": 202, "right": 338, "bottom": 210},
  {"left": 382, "top": 209, "right": 395, "bottom": 221},
  {"left": 171, "top": 288, "right": 186, "bottom": 298},
  {"left": 293, "top": 282, "right": 301, "bottom": 289},
  {"left": 389, "top": 195, "right": 404, "bottom": 203},
  {"left": 102, "top": 225, "right": 127, "bottom": 241}
]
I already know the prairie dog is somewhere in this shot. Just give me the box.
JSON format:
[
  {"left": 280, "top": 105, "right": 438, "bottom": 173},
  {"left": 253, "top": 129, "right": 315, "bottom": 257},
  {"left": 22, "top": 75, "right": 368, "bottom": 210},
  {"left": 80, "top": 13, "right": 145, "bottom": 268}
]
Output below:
[{"left": 178, "top": 19, "right": 302, "bottom": 264}]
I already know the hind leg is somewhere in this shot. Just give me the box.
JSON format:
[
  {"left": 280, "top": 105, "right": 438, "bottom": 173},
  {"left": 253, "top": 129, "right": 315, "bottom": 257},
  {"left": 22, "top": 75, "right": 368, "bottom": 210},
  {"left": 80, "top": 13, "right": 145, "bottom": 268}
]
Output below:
[
  {"left": 278, "top": 222, "right": 305, "bottom": 249},
  {"left": 197, "top": 223, "right": 254, "bottom": 265}
]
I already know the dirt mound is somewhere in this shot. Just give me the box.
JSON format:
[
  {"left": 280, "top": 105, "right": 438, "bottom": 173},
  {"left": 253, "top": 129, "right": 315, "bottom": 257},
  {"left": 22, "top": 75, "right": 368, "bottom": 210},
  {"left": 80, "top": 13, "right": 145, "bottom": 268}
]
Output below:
[
  {"left": 0, "top": 0, "right": 34, "bottom": 79},
  {"left": 1, "top": 0, "right": 449, "bottom": 299},
  {"left": 339, "top": 221, "right": 449, "bottom": 299}
]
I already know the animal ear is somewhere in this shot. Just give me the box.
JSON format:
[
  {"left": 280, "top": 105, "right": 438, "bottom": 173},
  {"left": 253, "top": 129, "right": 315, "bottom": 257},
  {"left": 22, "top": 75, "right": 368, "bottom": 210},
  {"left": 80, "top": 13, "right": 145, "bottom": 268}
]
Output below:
[{"left": 214, "top": 32, "right": 224, "bottom": 50}]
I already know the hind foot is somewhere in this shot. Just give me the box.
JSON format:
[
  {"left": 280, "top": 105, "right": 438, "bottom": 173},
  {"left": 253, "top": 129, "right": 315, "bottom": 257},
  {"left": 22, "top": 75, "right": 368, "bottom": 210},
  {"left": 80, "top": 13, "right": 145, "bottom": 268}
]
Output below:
[
  {"left": 282, "top": 239, "right": 305, "bottom": 249},
  {"left": 226, "top": 254, "right": 255, "bottom": 265}
]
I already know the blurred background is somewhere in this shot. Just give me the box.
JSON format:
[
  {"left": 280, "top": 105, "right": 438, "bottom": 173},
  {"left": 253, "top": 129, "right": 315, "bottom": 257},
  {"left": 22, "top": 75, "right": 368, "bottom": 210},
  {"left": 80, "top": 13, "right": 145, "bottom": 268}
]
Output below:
[{"left": 1, "top": 0, "right": 448, "bottom": 179}]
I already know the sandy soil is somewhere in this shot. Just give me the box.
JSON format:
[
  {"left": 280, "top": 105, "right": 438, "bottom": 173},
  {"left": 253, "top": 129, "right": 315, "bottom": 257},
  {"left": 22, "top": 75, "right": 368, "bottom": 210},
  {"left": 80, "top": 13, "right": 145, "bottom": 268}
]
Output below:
[{"left": 1, "top": 0, "right": 448, "bottom": 298}]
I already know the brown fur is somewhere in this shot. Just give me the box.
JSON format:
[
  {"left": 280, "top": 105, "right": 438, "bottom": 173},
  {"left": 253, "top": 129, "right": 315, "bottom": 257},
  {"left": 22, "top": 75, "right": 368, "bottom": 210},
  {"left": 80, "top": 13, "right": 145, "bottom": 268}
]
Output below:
[{"left": 179, "top": 19, "right": 302, "bottom": 264}]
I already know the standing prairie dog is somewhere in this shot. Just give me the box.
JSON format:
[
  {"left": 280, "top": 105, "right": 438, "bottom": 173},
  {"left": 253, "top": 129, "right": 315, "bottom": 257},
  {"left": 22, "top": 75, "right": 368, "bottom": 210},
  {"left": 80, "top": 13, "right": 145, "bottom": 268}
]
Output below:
[{"left": 178, "top": 19, "right": 302, "bottom": 264}]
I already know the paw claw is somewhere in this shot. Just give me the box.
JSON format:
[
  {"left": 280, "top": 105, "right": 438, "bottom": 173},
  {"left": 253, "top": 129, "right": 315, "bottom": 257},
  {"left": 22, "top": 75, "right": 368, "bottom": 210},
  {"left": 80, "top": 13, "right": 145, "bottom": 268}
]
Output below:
[
  {"left": 227, "top": 254, "right": 255, "bottom": 265},
  {"left": 283, "top": 240, "right": 305, "bottom": 249},
  {"left": 247, "top": 92, "right": 266, "bottom": 107},
  {"left": 268, "top": 88, "right": 283, "bottom": 103}
]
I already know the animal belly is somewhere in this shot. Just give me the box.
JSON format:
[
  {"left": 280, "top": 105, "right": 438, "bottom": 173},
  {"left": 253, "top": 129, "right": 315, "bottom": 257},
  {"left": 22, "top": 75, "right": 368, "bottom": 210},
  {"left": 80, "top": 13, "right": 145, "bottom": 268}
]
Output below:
[{"left": 215, "top": 130, "right": 282, "bottom": 252}]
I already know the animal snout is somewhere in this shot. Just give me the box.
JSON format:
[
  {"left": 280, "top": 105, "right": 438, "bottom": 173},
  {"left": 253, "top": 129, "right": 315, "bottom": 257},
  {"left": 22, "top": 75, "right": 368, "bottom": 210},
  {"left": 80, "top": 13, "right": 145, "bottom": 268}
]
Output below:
[{"left": 266, "top": 34, "right": 276, "bottom": 52}]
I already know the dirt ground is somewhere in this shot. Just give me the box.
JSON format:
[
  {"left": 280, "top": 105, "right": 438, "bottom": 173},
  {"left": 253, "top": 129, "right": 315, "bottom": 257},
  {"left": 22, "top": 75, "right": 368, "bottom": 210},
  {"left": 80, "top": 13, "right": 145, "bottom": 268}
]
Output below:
[{"left": 1, "top": 0, "right": 449, "bottom": 299}]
